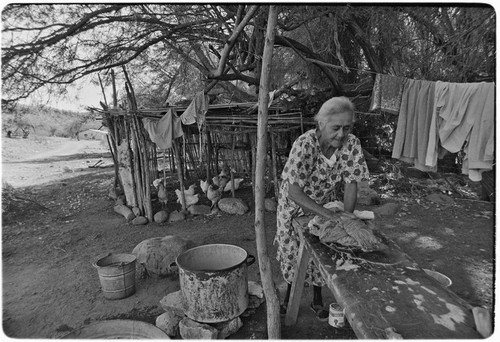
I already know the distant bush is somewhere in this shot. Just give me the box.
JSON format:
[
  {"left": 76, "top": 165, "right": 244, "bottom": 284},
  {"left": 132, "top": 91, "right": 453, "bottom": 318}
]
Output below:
[{"left": 2, "top": 104, "right": 98, "bottom": 138}]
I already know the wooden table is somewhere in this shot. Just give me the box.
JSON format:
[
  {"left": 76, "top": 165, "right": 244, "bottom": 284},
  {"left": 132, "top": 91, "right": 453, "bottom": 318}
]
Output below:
[{"left": 285, "top": 216, "right": 482, "bottom": 339}]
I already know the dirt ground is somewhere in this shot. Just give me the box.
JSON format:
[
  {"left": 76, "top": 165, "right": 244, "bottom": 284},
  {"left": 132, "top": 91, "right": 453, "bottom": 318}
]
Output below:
[{"left": 1, "top": 136, "right": 495, "bottom": 339}]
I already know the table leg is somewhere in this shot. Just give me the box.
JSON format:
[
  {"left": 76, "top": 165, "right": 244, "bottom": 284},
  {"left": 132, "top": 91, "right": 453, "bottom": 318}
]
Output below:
[{"left": 285, "top": 241, "right": 311, "bottom": 326}]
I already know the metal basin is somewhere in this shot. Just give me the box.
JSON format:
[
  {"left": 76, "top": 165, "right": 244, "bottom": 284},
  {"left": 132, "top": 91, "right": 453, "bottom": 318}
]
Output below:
[{"left": 62, "top": 319, "right": 170, "bottom": 339}]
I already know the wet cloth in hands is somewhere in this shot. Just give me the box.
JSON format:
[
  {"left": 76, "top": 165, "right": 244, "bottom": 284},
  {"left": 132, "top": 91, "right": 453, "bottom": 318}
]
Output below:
[{"left": 308, "top": 215, "right": 381, "bottom": 252}]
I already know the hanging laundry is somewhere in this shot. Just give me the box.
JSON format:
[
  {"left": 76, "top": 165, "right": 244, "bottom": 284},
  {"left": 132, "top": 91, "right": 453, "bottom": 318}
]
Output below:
[
  {"left": 426, "top": 82, "right": 494, "bottom": 181},
  {"left": 180, "top": 91, "right": 209, "bottom": 126},
  {"left": 142, "top": 108, "right": 184, "bottom": 149},
  {"left": 370, "top": 74, "right": 406, "bottom": 114},
  {"left": 180, "top": 91, "right": 210, "bottom": 163},
  {"left": 392, "top": 79, "right": 436, "bottom": 172}
]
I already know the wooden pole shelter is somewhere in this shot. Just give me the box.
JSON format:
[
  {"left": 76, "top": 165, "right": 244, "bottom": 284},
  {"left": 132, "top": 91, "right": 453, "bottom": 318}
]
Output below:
[
  {"left": 254, "top": 5, "right": 280, "bottom": 339},
  {"left": 111, "top": 69, "right": 118, "bottom": 108},
  {"left": 173, "top": 139, "right": 187, "bottom": 211},
  {"left": 230, "top": 132, "right": 236, "bottom": 197}
]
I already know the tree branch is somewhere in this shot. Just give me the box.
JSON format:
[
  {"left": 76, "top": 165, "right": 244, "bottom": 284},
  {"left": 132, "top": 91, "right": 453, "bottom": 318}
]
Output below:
[
  {"left": 274, "top": 35, "right": 344, "bottom": 94},
  {"left": 210, "top": 5, "right": 259, "bottom": 77}
]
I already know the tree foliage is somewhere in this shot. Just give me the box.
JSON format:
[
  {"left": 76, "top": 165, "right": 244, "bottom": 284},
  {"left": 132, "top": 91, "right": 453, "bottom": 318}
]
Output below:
[{"left": 2, "top": 4, "right": 495, "bottom": 109}]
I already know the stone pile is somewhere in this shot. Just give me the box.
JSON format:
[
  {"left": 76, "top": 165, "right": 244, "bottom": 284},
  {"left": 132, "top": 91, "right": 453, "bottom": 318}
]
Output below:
[{"left": 156, "top": 281, "right": 265, "bottom": 339}]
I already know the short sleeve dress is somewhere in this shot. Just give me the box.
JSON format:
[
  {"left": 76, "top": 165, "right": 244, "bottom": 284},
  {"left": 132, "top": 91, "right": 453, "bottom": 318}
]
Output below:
[{"left": 274, "top": 129, "right": 370, "bottom": 286}]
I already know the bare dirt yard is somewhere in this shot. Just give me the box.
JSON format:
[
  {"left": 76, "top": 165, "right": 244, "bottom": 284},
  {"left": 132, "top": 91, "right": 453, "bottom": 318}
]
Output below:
[{"left": 2, "top": 136, "right": 495, "bottom": 339}]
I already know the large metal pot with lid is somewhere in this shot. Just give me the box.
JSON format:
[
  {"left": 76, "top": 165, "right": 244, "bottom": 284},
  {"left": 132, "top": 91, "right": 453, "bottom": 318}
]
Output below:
[{"left": 176, "top": 244, "right": 255, "bottom": 323}]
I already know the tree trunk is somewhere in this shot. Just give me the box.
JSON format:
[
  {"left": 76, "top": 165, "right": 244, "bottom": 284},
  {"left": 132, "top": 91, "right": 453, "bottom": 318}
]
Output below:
[{"left": 254, "top": 5, "right": 281, "bottom": 339}]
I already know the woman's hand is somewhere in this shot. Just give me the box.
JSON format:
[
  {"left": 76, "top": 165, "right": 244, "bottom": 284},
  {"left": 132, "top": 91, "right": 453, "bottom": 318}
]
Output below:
[
  {"left": 323, "top": 209, "right": 356, "bottom": 222},
  {"left": 339, "top": 211, "right": 357, "bottom": 220}
]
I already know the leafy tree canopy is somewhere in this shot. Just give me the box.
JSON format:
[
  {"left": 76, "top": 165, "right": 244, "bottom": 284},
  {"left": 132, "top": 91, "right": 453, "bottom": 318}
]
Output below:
[{"left": 2, "top": 4, "right": 495, "bottom": 109}]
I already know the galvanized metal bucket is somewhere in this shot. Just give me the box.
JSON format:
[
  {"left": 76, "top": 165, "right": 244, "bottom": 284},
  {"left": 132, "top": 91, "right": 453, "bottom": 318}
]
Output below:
[
  {"left": 176, "top": 244, "right": 255, "bottom": 323},
  {"left": 93, "top": 253, "right": 136, "bottom": 300}
]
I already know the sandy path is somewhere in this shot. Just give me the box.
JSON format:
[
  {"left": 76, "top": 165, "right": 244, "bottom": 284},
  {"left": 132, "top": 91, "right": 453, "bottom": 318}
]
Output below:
[{"left": 2, "top": 137, "right": 112, "bottom": 188}]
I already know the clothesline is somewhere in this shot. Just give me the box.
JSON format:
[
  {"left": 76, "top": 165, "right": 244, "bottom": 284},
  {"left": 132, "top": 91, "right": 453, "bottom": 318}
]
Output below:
[{"left": 378, "top": 74, "right": 495, "bottom": 182}]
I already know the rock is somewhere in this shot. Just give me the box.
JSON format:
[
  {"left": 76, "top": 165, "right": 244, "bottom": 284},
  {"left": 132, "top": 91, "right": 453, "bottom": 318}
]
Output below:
[
  {"left": 373, "top": 203, "right": 400, "bottom": 216},
  {"left": 113, "top": 204, "right": 134, "bottom": 221},
  {"left": 264, "top": 198, "right": 277, "bottom": 212},
  {"left": 179, "top": 317, "right": 218, "bottom": 340},
  {"left": 248, "top": 294, "right": 266, "bottom": 309},
  {"left": 156, "top": 309, "right": 185, "bottom": 337},
  {"left": 131, "top": 216, "right": 148, "bottom": 225},
  {"left": 168, "top": 210, "right": 185, "bottom": 222},
  {"left": 132, "top": 236, "right": 195, "bottom": 276},
  {"left": 160, "top": 290, "right": 186, "bottom": 312},
  {"left": 357, "top": 182, "right": 380, "bottom": 206},
  {"left": 188, "top": 204, "right": 211, "bottom": 216},
  {"left": 108, "top": 187, "right": 118, "bottom": 200},
  {"left": 212, "top": 317, "right": 243, "bottom": 339},
  {"left": 248, "top": 281, "right": 264, "bottom": 298},
  {"left": 154, "top": 210, "right": 169, "bottom": 223},
  {"left": 218, "top": 198, "right": 249, "bottom": 215},
  {"left": 426, "top": 193, "right": 454, "bottom": 205},
  {"left": 132, "top": 206, "right": 141, "bottom": 217},
  {"left": 116, "top": 195, "right": 126, "bottom": 205}
]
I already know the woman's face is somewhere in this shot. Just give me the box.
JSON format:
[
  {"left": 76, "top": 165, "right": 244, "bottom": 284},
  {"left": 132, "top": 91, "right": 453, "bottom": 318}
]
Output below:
[{"left": 318, "top": 111, "right": 353, "bottom": 149}]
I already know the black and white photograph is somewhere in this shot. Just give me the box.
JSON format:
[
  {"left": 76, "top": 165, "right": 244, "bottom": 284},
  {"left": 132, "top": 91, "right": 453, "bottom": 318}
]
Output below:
[{"left": 1, "top": 2, "right": 495, "bottom": 339}]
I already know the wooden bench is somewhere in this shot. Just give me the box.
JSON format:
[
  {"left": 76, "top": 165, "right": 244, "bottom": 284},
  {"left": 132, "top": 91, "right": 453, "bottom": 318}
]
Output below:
[{"left": 284, "top": 216, "right": 482, "bottom": 339}]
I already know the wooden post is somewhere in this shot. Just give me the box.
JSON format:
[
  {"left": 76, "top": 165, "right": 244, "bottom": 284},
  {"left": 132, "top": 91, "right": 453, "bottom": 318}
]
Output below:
[
  {"left": 284, "top": 242, "right": 310, "bottom": 326},
  {"left": 206, "top": 130, "right": 213, "bottom": 181},
  {"left": 250, "top": 134, "right": 256, "bottom": 196},
  {"left": 230, "top": 132, "right": 236, "bottom": 197},
  {"left": 173, "top": 139, "right": 187, "bottom": 211},
  {"left": 270, "top": 129, "right": 279, "bottom": 200},
  {"left": 135, "top": 116, "right": 153, "bottom": 221},
  {"left": 214, "top": 134, "right": 220, "bottom": 175},
  {"left": 111, "top": 69, "right": 118, "bottom": 108},
  {"left": 254, "top": 5, "right": 280, "bottom": 339}
]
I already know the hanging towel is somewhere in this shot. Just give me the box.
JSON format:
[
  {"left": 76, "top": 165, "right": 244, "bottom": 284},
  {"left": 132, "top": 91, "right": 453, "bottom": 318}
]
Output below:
[
  {"left": 180, "top": 91, "right": 209, "bottom": 125},
  {"left": 464, "top": 82, "right": 495, "bottom": 181},
  {"left": 426, "top": 82, "right": 494, "bottom": 181},
  {"left": 392, "top": 79, "right": 436, "bottom": 171},
  {"left": 142, "top": 108, "right": 184, "bottom": 149},
  {"left": 370, "top": 74, "right": 406, "bottom": 114}
]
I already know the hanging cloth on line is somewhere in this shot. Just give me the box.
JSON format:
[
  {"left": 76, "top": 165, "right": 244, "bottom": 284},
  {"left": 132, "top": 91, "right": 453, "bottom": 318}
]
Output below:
[
  {"left": 180, "top": 91, "right": 209, "bottom": 163},
  {"left": 142, "top": 108, "right": 184, "bottom": 149},
  {"left": 392, "top": 79, "right": 436, "bottom": 172},
  {"left": 180, "top": 91, "right": 209, "bottom": 126},
  {"left": 370, "top": 74, "right": 407, "bottom": 114},
  {"left": 425, "top": 81, "right": 494, "bottom": 181}
]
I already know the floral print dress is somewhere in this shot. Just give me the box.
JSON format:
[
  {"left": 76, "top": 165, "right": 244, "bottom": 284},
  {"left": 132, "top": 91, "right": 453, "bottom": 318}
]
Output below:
[{"left": 274, "top": 129, "right": 370, "bottom": 286}]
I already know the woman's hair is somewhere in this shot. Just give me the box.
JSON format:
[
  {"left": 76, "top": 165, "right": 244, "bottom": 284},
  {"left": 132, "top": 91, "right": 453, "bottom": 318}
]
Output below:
[{"left": 314, "top": 96, "right": 355, "bottom": 124}]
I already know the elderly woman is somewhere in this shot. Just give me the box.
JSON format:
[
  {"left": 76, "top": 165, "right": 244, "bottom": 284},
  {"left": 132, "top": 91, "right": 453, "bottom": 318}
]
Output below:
[{"left": 274, "top": 96, "right": 370, "bottom": 320}]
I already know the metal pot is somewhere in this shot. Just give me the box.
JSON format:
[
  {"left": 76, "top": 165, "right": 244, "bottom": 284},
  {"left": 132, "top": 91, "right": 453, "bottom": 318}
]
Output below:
[{"left": 176, "top": 244, "right": 255, "bottom": 323}]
